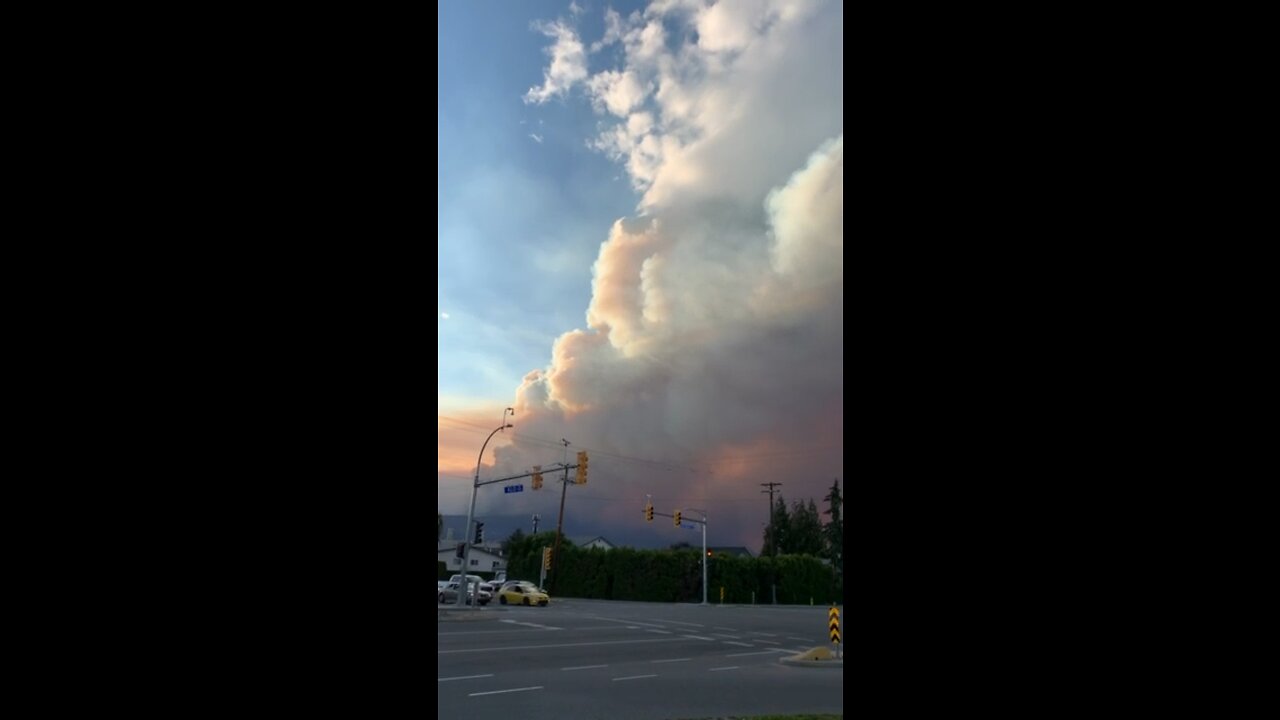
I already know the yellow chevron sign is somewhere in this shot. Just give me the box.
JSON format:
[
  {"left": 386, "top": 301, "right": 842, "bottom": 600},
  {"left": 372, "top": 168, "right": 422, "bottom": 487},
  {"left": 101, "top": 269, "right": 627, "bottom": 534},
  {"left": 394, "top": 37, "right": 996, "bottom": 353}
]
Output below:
[{"left": 828, "top": 606, "right": 841, "bottom": 643}]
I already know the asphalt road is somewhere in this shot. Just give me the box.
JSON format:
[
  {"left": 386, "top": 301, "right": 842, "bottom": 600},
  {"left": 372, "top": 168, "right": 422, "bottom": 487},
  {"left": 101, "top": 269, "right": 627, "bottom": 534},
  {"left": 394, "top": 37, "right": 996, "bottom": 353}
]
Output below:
[{"left": 438, "top": 598, "right": 844, "bottom": 720}]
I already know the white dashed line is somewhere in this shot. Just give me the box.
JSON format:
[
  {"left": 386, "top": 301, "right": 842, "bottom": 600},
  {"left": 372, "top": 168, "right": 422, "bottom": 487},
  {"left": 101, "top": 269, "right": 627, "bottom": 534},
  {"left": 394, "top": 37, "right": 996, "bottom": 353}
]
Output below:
[
  {"left": 709, "top": 666, "right": 739, "bottom": 671},
  {"left": 499, "top": 620, "right": 563, "bottom": 630},
  {"left": 683, "top": 635, "right": 715, "bottom": 641},
  {"left": 757, "top": 639, "right": 781, "bottom": 644},
  {"left": 441, "top": 638, "right": 683, "bottom": 654},
  {"left": 587, "top": 616, "right": 672, "bottom": 629},
  {"left": 651, "top": 658, "right": 691, "bottom": 663},
  {"left": 613, "top": 674, "right": 658, "bottom": 681},
  {"left": 469, "top": 686, "right": 543, "bottom": 697},
  {"left": 725, "top": 650, "right": 777, "bottom": 657},
  {"left": 659, "top": 620, "right": 705, "bottom": 627},
  {"left": 723, "top": 641, "right": 753, "bottom": 647},
  {"left": 753, "top": 632, "right": 778, "bottom": 637},
  {"left": 710, "top": 633, "right": 739, "bottom": 639},
  {"left": 713, "top": 626, "right": 738, "bottom": 631},
  {"left": 439, "top": 674, "right": 494, "bottom": 682},
  {"left": 561, "top": 665, "right": 608, "bottom": 671},
  {"left": 766, "top": 648, "right": 793, "bottom": 654},
  {"left": 646, "top": 629, "right": 672, "bottom": 634}
]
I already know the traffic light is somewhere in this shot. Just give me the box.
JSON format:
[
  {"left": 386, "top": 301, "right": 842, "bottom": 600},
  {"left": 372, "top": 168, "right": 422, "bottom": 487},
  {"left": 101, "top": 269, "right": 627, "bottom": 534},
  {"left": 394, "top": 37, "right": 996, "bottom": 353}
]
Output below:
[
  {"left": 542, "top": 547, "right": 552, "bottom": 571},
  {"left": 645, "top": 503, "right": 654, "bottom": 522},
  {"left": 532, "top": 465, "right": 543, "bottom": 490},
  {"left": 575, "top": 451, "right": 588, "bottom": 484},
  {"left": 673, "top": 510, "right": 682, "bottom": 526},
  {"left": 707, "top": 550, "right": 713, "bottom": 557},
  {"left": 474, "top": 521, "right": 484, "bottom": 545}
]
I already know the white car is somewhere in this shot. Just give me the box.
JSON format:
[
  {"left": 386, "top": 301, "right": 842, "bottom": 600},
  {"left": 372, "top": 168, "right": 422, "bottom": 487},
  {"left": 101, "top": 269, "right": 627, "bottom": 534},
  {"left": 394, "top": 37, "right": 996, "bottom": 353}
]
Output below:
[{"left": 439, "top": 581, "right": 491, "bottom": 605}]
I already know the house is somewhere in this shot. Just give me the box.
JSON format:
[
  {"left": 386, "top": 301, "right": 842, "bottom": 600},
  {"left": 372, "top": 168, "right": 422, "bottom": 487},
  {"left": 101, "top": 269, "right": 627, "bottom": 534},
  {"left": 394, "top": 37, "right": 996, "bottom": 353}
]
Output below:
[
  {"left": 568, "top": 535, "right": 616, "bottom": 550},
  {"left": 437, "top": 542, "right": 506, "bottom": 574}
]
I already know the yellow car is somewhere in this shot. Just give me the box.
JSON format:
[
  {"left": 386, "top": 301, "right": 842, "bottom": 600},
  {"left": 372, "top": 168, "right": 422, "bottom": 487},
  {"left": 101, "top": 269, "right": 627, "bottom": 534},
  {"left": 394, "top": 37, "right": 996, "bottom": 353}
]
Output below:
[{"left": 497, "top": 581, "right": 550, "bottom": 606}]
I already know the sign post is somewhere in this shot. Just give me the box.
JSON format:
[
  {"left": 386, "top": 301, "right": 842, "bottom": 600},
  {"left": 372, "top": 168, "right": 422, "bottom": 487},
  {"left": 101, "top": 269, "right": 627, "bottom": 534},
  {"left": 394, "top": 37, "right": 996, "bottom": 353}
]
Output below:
[{"left": 829, "top": 605, "right": 842, "bottom": 658}]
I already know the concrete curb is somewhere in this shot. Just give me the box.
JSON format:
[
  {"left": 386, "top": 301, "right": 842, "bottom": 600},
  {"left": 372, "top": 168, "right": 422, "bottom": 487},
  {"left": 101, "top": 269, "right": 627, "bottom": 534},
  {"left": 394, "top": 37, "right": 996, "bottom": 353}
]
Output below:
[{"left": 778, "top": 646, "right": 845, "bottom": 669}]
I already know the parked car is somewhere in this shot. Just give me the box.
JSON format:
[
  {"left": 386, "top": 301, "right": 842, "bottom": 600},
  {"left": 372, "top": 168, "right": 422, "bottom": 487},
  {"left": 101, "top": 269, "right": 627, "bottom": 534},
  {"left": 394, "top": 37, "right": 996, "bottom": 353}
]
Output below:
[
  {"left": 497, "top": 581, "right": 550, "bottom": 607},
  {"left": 439, "top": 581, "right": 491, "bottom": 605}
]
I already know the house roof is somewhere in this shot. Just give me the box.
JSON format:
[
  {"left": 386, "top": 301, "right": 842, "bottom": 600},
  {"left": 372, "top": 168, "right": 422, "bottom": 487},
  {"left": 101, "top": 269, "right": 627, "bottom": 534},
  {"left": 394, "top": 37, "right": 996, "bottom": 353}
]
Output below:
[
  {"left": 567, "top": 535, "right": 615, "bottom": 548},
  {"left": 436, "top": 542, "right": 504, "bottom": 556}
]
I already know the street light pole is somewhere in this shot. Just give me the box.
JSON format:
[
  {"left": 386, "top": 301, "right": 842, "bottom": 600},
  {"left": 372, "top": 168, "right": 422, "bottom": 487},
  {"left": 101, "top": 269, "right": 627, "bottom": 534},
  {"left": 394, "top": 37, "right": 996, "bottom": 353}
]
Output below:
[
  {"left": 686, "top": 507, "right": 708, "bottom": 605},
  {"left": 460, "top": 408, "right": 512, "bottom": 608}
]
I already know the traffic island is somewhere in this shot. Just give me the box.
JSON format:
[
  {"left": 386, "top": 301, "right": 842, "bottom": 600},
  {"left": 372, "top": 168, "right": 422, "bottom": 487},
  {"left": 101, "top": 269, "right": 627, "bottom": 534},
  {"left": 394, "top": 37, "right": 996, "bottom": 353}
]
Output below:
[{"left": 779, "top": 646, "right": 844, "bottom": 669}]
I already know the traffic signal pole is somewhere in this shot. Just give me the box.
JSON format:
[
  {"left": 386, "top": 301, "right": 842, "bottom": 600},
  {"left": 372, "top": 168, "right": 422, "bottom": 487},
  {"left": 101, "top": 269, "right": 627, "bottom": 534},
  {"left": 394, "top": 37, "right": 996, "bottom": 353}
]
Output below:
[
  {"left": 646, "top": 505, "right": 709, "bottom": 605},
  {"left": 465, "top": 448, "right": 586, "bottom": 599}
]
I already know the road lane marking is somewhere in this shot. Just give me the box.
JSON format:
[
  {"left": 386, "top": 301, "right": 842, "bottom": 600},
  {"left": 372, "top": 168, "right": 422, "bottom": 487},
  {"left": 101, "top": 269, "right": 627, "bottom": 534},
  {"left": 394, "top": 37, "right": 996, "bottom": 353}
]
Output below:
[
  {"left": 500, "top": 620, "right": 563, "bottom": 630},
  {"left": 659, "top": 620, "right": 705, "bottom": 627},
  {"left": 753, "top": 632, "right": 778, "bottom": 637},
  {"left": 468, "top": 686, "right": 543, "bottom": 697},
  {"left": 713, "top": 626, "right": 738, "bottom": 631},
  {"left": 561, "top": 665, "right": 608, "bottom": 671},
  {"left": 723, "top": 641, "right": 753, "bottom": 647},
  {"left": 787, "top": 637, "right": 810, "bottom": 642},
  {"left": 588, "top": 616, "right": 672, "bottom": 629},
  {"left": 612, "top": 674, "right": 657, "bottom": 681},
  {"left": 651, "top": 658, "right": 691, "bottom": 663},
  {"left": 646, "top": 629, "right": 672, "bottom": 634},
  {"left": 725, "top": 650, "right": 776, "bottom": 657},
  {"left": 766, "top": 648, "right": 793, "bottom": 653},
  {"left": 682, "top": 635, "right": 715, "bottom": 641},
  {"left": 709, "top": 666, "right": 739, "bottom": 671},
  {"left": 575, "top": 626, "right": 628, "bottom": 631},
  {"left": 440, "top": 637, "right": 684, "bottom": 654},
  {"left": 438, "top": 674, "right": 494, "bottom": 682},
  {"left": 756, "top": 640, "right": 781, "bottom": 644},
  {"left": 711, "top": 633, "right": 740, "bottom": 639}
]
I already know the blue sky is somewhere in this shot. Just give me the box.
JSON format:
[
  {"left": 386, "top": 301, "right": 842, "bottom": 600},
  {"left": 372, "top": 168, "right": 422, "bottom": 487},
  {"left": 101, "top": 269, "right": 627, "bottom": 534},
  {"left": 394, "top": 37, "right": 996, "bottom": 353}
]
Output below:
[
  {"left": 439, "top": 0, "right": 843, "bottom": 551},
  {"left": 438, "top": 0, "right": 647, "bottom": 406}
]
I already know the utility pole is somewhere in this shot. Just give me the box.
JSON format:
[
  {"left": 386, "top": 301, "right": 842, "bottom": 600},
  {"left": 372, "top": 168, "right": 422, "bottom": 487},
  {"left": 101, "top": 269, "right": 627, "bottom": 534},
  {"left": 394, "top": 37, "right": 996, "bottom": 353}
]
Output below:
[
  {"left": 552, "top": 439, "right": 570, "bottom": 593},
  {"left": 532, "top": 514, "right": 540, "bottom": 534},
  {"left": 761, "top": 482, "right": 781, "bottom": 604}
]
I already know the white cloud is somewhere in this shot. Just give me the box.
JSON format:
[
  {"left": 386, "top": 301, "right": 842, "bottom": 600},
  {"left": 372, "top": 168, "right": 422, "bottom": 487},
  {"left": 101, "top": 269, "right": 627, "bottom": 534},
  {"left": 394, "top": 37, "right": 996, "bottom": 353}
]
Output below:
[
  {"left": 590, "top": 8, "right": 627, "bottom": 52},
  {"left": 695, "top": 0, "right": 770, "bottom": 52},
  {"left": 486, "top": 0, "right": 843, "bottom": 548},
  {"left": 586, "top": 70, "right": 652, "bottom": 117},
  {"left": 530, "top": 133, "right": 544, "bottom": 143},
  {"left": 524, "top": 20, "right": 589, "bottom": 104},
  {"left": 569, "top": 0, "right": 585, "bottom": 16}
]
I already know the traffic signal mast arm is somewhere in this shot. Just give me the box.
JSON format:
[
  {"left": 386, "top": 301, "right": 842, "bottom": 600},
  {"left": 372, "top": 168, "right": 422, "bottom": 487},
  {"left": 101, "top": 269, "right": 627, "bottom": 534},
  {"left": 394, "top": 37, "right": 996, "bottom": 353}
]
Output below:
[
  {"left": 644, "top": 508, "right": 705, "bottom": 524},
  {"left": 480, "top": 463, "right": 580, "bottom": 488}
]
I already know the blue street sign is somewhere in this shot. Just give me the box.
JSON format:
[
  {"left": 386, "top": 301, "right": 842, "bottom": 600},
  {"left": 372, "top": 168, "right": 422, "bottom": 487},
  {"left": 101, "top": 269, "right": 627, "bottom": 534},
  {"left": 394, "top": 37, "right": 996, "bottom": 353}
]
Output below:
[
  {"left": 504, "top": 484, "right": 524, "bottom": 494},
  {"left": 683, "top": 523, "right": 697, "bottom": 530}
]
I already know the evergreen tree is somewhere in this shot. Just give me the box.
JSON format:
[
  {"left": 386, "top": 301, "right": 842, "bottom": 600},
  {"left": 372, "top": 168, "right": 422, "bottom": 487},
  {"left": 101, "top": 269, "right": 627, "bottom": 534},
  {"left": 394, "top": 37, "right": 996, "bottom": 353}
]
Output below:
[
  {"left": 822, "top": 478, "right": 844, "bottom": 573},
  {"left": 502, "top": 528, "right": 526, "bottom": 555},
  {"left": 789, "top": 498, "right": 824, "bottom": 556}
]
